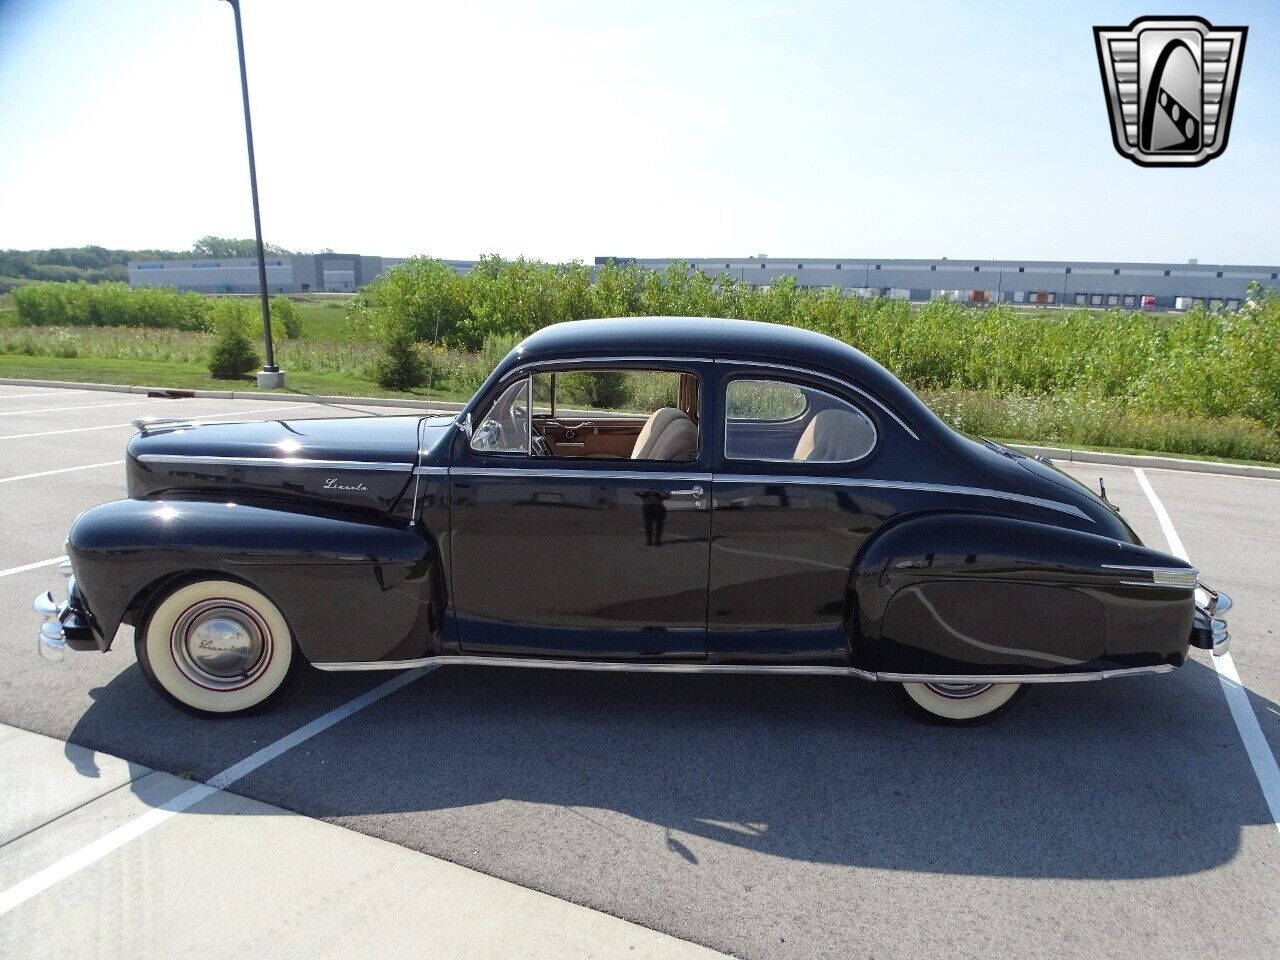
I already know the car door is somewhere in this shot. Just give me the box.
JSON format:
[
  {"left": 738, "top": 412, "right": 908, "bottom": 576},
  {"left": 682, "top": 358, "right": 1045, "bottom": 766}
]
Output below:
[
  {"left": 448, "top": 360, "right": 714, "bottom": 661},
  {"left": 707, "top": 366, "right": 886, "bottom": 665}
]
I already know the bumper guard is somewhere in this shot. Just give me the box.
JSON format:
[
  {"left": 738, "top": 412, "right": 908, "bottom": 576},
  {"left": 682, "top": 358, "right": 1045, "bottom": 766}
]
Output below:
[
  {"left": 1189, "top": 582, "right": 1232, "bottom": 657},
  {"left": 34, "top": 560, "right": 96, "bottom": 662}
]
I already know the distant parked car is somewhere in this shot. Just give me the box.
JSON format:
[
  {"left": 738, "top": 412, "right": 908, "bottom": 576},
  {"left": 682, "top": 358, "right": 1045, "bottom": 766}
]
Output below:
[{"left": 36, "top": 317, "right": 1231, "bottom": 724}]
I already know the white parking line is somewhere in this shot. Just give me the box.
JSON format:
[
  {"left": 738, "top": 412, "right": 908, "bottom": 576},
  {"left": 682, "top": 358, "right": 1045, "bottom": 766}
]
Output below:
[
  {"left": 0, "top": 398, "right": 182, "bottom": 417},
  {"left": 0, "top": 390, "right": 93, "bottom": 400},
  {"left": 0, "top": 403, "right": 321, "bottom": 441},
  {"left": 0, "top": 555, "right": 67, "bottom": 578},
  {"left": 0, "top": 665, "right": 433, "bottom": 916},
  {"left": 1135, "top": 468, "right": 1280, "bottom": 836},
  {"left": 0, "top": 460, "right": 124, "bottom": 483}
]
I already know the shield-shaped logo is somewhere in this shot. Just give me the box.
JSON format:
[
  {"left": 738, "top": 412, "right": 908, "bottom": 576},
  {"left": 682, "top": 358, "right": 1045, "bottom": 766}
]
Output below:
[{"left": 1094, "top": 16, "right": 1247, "bottom": 167}]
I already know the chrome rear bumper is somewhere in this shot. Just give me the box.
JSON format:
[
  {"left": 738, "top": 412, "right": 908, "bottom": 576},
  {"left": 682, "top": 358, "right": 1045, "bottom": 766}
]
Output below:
[{"left": 1190, "top": 583, "right": 1232, "bottom": 657}]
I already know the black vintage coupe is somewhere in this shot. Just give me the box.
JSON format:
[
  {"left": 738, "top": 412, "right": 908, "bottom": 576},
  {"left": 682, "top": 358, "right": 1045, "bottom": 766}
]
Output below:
[{"left": 36, "top": 317, "right": 1231, "bottom": 723}]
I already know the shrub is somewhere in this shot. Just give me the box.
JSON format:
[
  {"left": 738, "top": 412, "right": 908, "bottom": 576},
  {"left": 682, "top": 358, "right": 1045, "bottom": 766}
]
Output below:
[
  {"left": 372, "top": 326, "right": 428, "bottom": 390},
  {"left": 558, "top": 371, "right": 632, "bottom": 409},
  {"left": 14, "top": 281, "right": 211, "bottom": 331},
  {"left": 207, "top": 301, "right": 260, "bottom": 378},
  {"left": 270, "top": 296, "right": 303, "bottom": 339}
]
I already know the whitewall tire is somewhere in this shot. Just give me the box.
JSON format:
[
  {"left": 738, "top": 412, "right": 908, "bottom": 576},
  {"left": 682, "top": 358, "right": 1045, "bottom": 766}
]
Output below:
[
  {"left": 895, "top": 681, "right": 1023, "bottom": 725},
  {"left": 136, "top": 579, "right": 304, "bottom": 717}
]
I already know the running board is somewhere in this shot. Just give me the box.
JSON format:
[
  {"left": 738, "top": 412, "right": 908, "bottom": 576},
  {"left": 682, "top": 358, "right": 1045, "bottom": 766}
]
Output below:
[{"left": 311, "top": 654, "right": 1176, "bottom": 684}]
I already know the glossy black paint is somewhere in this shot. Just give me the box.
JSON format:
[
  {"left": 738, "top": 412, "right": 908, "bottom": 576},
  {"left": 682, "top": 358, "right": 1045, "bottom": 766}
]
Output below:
[
  {"left": 66, "top": 497, "right": 447, "bottom": 664},
  {"left": 63, "top": 316, "right": 1202, "bottom": 680}
]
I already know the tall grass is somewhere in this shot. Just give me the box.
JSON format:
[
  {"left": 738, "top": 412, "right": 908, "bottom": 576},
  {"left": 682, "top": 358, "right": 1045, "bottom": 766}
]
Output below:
[
  {"left": 355, "top": 258, "right": 1280, "bottom": 430},
  {"left": 0, "top": 325, "right": 380, "bottom": 378}
]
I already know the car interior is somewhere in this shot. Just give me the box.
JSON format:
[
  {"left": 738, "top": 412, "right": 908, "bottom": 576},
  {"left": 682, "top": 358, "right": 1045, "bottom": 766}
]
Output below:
[
  {"left": 470, "top": 369, "right": 877, "bottom": 464},
  {"left": 469, "top": 368, "right": 701, "bottom": 461}
]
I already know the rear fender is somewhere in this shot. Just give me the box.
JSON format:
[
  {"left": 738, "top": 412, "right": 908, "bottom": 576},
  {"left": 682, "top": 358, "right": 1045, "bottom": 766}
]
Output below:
[
  {"left": 852, "top": 513, "right": 1196, "bottom": 677},
  {"left": 66, "top": 498, "right": 447, "bottom": 663}
]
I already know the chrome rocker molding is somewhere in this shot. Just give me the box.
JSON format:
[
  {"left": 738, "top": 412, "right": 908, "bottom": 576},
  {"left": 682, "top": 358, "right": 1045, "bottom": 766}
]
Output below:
[{"left": 312, "top": 654, "right": 1175, "bottom": 683}]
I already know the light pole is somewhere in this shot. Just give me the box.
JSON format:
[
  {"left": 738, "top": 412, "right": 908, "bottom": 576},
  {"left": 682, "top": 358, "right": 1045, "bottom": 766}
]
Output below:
[{"left": 220, "top": 0, "right": 284, "bottom": 388}]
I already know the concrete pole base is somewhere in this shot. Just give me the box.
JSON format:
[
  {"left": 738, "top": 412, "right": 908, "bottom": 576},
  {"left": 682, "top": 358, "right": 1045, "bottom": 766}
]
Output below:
[{"left": 257, "top": 369, "right": 287, "bottom": 389}]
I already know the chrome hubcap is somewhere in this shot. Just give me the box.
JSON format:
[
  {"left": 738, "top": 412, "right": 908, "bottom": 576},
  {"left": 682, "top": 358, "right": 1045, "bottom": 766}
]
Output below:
[
  {"left": 171, "top": 599, "right": 270, "bottom": 690},
  {"left": 925, "top": 682, "right": 993, "bottom": 700}
]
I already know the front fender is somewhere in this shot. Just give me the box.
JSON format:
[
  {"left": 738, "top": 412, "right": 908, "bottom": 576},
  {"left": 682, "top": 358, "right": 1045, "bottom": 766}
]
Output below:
[
  {"left": 852, "top": 512, "right": 1197, "bottom": 677},
  {"left": 67, "top": 498, "right": 447, "bottom": 663}
]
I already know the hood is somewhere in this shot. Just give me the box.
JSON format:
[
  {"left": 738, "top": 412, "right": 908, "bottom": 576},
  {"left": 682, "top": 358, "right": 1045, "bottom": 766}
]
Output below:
[{"left": 126, "top": 414, "right": 456, "bottom": 513}]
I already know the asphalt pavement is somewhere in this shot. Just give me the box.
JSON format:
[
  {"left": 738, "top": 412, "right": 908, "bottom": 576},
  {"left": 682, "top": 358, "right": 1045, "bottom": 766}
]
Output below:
[{"left": 0, "top": 384, "right": 1276, "bottom": 959}]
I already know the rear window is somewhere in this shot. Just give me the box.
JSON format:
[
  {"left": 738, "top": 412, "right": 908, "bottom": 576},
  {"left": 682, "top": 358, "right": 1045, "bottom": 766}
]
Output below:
[{"left": 725, "top": 379, "right": 808, "bottom": 422}]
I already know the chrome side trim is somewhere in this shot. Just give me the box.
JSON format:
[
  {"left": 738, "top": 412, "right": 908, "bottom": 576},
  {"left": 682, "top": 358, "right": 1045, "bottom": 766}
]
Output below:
[
  {"left": 313, "top": 654, "right": 1177, "bottom": 684},
  {"left": 413, "top": 465, "right": 450, "bottom": 476},
  {"left": 723, "top": 358, "right": 920, "bottom": 440},
  {"left": 313, "top": 655, "right": 876, "bottom": 681},
  {"left": 716, "top": 474, "right": 1093, "bottom": 521},
  {"left": 137, "top": 454, "right": 413, "bottom": 471},
  {"left": 514, "top": 355, "right": 717, "bottom": 370},
  {"left": 440, "top": 467, "right": 1089, "bottom": 520},
  {"left": 448, "top": 467, "right": 713, "bottom": 483},
  {"left": 879, "top": 664, "right": 1177, "bottom": 683}
]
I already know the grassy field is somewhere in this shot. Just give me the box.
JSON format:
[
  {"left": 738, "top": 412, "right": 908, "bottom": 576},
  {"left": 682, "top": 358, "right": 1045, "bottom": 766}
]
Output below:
[
  {"left": 0, "top": 353, "right": 468, "bottom": 402},
  {"left": 2, "top": 347, "right": 1275, "bottom": 464},
  {"left": 4, "top": 275, "right": 1279, "bottom": 464}
]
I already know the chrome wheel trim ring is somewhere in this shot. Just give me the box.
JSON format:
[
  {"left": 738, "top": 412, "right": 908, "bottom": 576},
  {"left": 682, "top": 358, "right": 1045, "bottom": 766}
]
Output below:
[
  {"left": 170, "top": 598, "right": 272, "bottom": 691},
  {"left": 924, "top": 682, "right": 994, "bottom": 700}
]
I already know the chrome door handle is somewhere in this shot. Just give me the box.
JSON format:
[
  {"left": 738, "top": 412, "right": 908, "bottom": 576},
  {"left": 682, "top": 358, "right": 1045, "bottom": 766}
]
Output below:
[{"left": 671, "top": 484, "right": 704, "bottom": 497}]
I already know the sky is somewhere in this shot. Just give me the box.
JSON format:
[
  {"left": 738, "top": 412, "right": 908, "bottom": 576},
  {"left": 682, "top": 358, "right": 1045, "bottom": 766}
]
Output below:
[{"left": 0, "top": 0, "right": 1276, "bottom": 264}]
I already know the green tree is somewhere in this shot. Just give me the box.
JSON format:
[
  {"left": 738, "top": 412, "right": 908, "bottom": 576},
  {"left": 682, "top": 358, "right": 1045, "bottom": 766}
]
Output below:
[
  {"left": 191, "top": 236, "right": 294, "bottom": 258},
  {"left": 269, "top": 296, "right": 303, "bottom": 338},
  {"left": 372, "top": 325, "right": 428, "bottom": 390},
  {"left": 207, "top": 300, "right": 261, "bottom": 378}
]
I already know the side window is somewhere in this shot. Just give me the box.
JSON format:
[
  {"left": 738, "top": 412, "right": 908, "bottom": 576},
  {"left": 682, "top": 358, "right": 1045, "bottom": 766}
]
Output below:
[
  {"left": 725, "top": 378, "right": 877, "bottom": 463},
  {"left": 470, "top": 377, "right": 531, "bottom": 454}
]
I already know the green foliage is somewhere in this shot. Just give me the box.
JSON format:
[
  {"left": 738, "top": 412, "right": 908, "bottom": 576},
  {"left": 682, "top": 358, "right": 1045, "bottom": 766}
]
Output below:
[
  {"left": 557, "top": 371, "right": 633, "bottom": 409},
  {"left": 191, "top": 236, "right": 294, "bottom": 258},
  {"left": 269, "top": 296, "right": 303, "bottom": 338},
  {"left": 0, "top": 245, "right": 187, "bottom": 284},
  {"left": 372, "top": 325, "right": 429, "bottom": 390},
  {"left": 354, "top": 259, "right": 1280, "bottom": 431},
  {"left": 206, "top": 301, "right": 260, "bottom": 379},
  {"left": 14, "top": 282, "right": 211, "bottom": 331}
]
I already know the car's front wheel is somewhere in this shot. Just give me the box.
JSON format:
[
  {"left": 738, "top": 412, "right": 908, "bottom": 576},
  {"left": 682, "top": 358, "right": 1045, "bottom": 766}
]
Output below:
[
  {"left": 893, "top": 681, "right": 1023, "bottom": 725},
  {"left": 136, "top": 578, "right": 304, "bottom": 717}
]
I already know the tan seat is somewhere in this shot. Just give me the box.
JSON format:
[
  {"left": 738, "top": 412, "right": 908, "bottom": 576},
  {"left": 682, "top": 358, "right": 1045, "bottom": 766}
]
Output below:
[
  {"left": 631, "top": 407, "right": 698, "bottom": 461},
  {"left": 793, "top": 408, "right": 876, "bottom": 462}
]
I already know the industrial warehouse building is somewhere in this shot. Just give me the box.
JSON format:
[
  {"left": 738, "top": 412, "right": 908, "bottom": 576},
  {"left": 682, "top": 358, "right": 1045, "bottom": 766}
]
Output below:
[{"left": 128, "top": 254, "right": 1279, "bottom": 310}]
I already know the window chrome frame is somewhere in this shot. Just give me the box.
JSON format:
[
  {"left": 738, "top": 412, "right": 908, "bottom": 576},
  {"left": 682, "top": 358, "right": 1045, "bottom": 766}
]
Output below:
[
  {"left": 466, "top": 356, "right": 708, "bottom": 465},
  {"left": 720, "top": 372, "right": 880, "bottom": 467}
]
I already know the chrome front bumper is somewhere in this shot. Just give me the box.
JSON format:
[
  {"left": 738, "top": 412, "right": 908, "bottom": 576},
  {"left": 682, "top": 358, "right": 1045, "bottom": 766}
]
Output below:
[
  {"left": 34, "top": 560, "right": 95, "bottom": 662},
  {"left": 1190, "top": 582, "right": 1232, "bottom": 657}
]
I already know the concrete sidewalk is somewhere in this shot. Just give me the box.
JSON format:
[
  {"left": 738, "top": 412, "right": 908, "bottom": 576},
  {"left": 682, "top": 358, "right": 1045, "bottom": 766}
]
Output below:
[{"left": 0, "top": 724, "right": 726, "bottom": 959}]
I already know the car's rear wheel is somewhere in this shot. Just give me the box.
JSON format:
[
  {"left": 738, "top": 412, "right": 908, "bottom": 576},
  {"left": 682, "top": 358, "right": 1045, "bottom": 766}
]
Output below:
[
  {"left": 893, "top": 680, "right": 1023, "bottom": 725},
  {"left": 136, "top": 579, "right": 304, "bottom": 717}
]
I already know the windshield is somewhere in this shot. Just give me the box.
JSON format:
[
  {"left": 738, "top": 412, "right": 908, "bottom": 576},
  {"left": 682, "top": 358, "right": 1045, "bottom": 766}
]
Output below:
[{"left": 470, "top": 377, "right": 530, "bottom": 454}]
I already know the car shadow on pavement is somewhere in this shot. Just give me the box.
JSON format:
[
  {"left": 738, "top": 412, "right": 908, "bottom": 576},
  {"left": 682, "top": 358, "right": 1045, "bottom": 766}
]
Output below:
[{"left": 66, "top": 655, "right": 1275, "bottom": 881}]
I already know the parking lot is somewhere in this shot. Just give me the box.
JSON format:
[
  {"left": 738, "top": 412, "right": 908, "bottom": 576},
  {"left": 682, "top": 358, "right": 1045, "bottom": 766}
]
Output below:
[{"left": 0, "top": 382, "right": 1277, "bottom": 959}]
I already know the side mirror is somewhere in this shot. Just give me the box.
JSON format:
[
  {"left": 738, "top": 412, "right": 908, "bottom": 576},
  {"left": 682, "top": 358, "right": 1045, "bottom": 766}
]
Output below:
[{"left": 457, "top": 412, "right": 473, "bottom": 440}]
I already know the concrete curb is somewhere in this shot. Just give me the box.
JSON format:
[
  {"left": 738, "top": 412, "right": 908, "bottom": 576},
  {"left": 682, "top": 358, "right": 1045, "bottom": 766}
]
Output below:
[
  {"left": 3, "top": 375, "right": 1277, "bottom": 480},
  {"left": 1009, "top": 443, "right": 1280, "bottom": 480}
]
